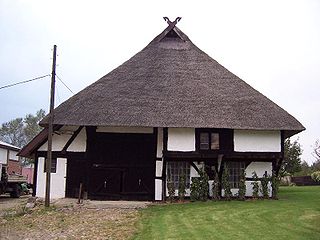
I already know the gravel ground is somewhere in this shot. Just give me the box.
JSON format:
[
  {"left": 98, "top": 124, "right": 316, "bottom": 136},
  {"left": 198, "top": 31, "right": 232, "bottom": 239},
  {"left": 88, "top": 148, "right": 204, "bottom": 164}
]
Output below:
[{"left": 0, "top": 196, "right": 151, "bottom": 240}]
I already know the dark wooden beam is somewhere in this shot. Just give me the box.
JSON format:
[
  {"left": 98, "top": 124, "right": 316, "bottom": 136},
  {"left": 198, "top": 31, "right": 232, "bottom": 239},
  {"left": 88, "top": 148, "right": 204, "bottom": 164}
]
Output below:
[
  {"left": 32, "top": 153, "right": 39, "bottom": 197},
  {"left": 163, "top": 150, "right": 282, "bottom": 160},
  {"left": 85, "top": 126, "right": 96, "bottom": 198},
  {"left": 275, "top": 130, "right": 286, "bottom": 175},
  {"left": 61, "top": 126, "right": 84, "bottom": 153},
  {"left": 161, "top": 128, "right": 168, "bottom": 201},
  {"left": 190, "top": 162, "right": 200, "bottom": 174},
  {"left": 163, "top": 128, "right": 168, "bottom": 152}
]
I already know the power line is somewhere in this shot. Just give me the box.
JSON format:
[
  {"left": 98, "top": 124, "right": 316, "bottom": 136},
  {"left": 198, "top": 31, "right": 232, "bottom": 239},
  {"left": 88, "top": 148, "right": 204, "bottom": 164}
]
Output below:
[
  {"left": 0, "top": 74, "right": 51, "bottom": 90},
  {"left": 56, "top": 74, "right": 75, "bottom": 95}
]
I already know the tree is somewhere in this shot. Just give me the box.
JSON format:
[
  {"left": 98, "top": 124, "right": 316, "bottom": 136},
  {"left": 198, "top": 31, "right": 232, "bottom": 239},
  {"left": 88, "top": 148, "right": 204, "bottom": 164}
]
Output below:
[
  {"left": 281, "top": 138, "right": 302, "bottom": 176},
  {"left": 311, "top": 171, "right": 320, "bottom": 182},
  {"left": 312, "top": 140, "right": 320, "bottom": 161},
  {"left": 295, "top": 160, "right": 312, "bottom": 176},
  {"left": 0, "top": 118, "right": 25, "bottom": 147},
  {"left": 23, "top": 109, "right": 46, "bottom": 143},
  {"left": 0, "top": 109, "right": 45, "bottom": 148},
  {"left": 311, "top": 140, "right": 320, "bottom": 172}
]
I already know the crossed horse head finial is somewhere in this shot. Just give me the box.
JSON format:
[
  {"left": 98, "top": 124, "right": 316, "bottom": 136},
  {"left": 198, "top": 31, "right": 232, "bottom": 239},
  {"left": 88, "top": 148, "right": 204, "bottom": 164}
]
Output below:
[{"left": 163, "top": 17, "right": 182, "bottom": 27}]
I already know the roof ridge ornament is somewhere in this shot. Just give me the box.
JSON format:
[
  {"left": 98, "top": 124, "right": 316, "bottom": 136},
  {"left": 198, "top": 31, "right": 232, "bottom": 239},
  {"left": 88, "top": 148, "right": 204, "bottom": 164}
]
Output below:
[
  {"left": 163, "top": 17, "right": 181, "bottom": 27},
  {"left": 160, "top": 17, "right": 185, "bottom": 42}
]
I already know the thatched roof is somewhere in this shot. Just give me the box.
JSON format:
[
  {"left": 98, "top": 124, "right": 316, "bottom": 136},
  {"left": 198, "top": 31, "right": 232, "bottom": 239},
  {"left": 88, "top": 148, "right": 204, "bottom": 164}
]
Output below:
[{"left": 41, "top": 19, "right": 304, "bottom": 137}]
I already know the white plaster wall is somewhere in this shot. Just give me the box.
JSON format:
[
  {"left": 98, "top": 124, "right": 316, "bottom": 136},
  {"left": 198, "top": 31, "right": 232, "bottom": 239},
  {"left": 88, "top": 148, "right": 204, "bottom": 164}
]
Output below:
[
  {"left": 245, "top": 162, "right": 272, "bottom": 178},
  {"left": 96, "top": 126, "right": 153, "bottom": 133},
  {"left": 36, "top": 157, "right": 67, "bottom": 199},
  {"left": 0, "top": 148, "right": 7, "bottom": 164},
  {"left": 234, "top": 130, "right": 281, "bottom": 152},
  {"left": 155, "top": 179, "right": 162, "bottom": 201},
  {"left": 156, "top": 160, "right": 163, "bottom": 177},
  {"left": 38, "top": 133, "right": 72, "bottom": 151},
  {"left": 167, "top": 128, "right": 195, "bottom": 151},
  {"left": 157, "top": 127, "right": 163, "bottom": 158},
  {"left": 38, "top": 128, "right": 87, "bottom": 152},
  {"left": 9, "top": 150, "right": 19, "bottom": 161},
  {"left": 67, "top": 128, "right": 86, "bottom": 152}
]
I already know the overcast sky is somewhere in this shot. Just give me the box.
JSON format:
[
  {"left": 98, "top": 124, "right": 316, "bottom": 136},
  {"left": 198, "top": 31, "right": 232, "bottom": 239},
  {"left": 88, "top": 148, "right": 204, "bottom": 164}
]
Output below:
[{"left": 0, "top": 0, "right": 319, "bottom": 164}]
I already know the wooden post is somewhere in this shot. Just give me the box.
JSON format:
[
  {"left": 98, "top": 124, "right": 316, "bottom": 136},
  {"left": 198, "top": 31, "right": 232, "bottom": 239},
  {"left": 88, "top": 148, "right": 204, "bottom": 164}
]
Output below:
[
  {"left": 45, "top": 45, "right": 57, "bottom": 207},
  {"left": 78, "top": 182, "right": 83, "bottom": 204}
]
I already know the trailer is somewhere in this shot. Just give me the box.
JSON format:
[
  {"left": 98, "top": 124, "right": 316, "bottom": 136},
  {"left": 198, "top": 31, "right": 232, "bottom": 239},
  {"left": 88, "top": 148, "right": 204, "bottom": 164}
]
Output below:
[{"left": 0, "top": 166, "right": 28, "bottom": 198}]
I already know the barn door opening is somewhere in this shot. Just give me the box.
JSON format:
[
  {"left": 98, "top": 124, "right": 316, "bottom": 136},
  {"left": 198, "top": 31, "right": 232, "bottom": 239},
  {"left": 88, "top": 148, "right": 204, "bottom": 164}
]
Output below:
[
  {"left": 88, "top": 132, "right": 156, "bottom": 200},
  {"left": 90, "top": 168, "right": 122, "bottom": 199}
]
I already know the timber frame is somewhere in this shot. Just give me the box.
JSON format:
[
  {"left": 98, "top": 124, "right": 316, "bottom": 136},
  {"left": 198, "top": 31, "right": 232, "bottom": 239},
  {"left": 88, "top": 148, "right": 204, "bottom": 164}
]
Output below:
[{"left": 160, "top": 128, "right": 285, "bottom": 199}]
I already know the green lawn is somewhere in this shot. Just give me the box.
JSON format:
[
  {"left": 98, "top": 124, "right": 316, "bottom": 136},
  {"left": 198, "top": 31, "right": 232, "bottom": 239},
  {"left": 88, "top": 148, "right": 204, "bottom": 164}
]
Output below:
[{"left": 133, "top": 186, "right": 320, "bottom": 240}]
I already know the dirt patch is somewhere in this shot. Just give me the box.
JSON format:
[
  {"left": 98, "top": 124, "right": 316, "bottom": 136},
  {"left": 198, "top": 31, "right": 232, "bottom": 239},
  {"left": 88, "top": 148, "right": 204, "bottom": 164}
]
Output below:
[
  {"left": 0, "top": 198, "right": 146, "bottom": 240},
  {"left": 0, "top": 194, "right": 29, "bottom": 213}
]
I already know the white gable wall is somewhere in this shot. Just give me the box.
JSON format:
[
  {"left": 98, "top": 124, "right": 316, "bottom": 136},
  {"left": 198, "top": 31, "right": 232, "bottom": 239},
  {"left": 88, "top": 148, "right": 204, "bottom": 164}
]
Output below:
[
  {"left": 36, "top": 157, "right": 67, "bottom": 199},
  {"left": 234, "top": 130, "right": 281, "bottom": 152},
  {"left": 0, "top": 148, "right": 7, "bottom": 164},
  {"left": 38, "top": 134, "right": 72, "bottom": 151},
  {"left": 38, "top": 127, "right": 86, "bottom": 152},
  {"left": 67, "top": 128, "right": 87, "bottom": 152},
  {"left": 167, "top": 128, "right": 195, "bottom": 151},
  {"left": 9, "top": 150, "right": 19, "bottom": 161}
]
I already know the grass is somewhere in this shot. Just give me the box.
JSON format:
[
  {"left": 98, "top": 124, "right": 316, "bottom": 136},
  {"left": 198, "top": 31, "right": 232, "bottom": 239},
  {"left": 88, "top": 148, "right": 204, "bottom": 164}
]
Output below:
[{"left": 133, "top": 186, "right": 320, "bottom": 240}]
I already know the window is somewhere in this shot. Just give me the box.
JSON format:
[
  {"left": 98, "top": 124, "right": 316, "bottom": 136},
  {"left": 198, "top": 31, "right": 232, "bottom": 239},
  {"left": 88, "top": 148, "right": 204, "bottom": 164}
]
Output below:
[
  {"left": 227, "top": 161, "right": 245, "bottom": 188},
  {"left": 167, "top": 162, "right": 190, "bottom": 189},
  {"left": 199, "top": 131, "right": 220, "bottom": 150},
  {"left": 44, "top": 158, "right": 57, "bottom": 173}
]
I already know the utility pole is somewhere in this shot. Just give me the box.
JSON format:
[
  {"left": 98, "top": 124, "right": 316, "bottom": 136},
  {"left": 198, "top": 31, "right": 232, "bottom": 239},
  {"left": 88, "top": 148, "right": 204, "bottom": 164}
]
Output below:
[{"left": 45, "top": 45, "right": 57, "bottom": 207}]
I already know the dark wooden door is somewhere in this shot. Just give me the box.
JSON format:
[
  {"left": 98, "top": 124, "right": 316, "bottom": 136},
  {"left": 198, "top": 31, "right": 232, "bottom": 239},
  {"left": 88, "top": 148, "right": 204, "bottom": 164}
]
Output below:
[
  {"left": 90, "top": 168, "right": 122, "bottom": 199},
  {"left": 65, "top": 154, "right": 87, "bottom": 198},
  {"left": 88, "top": 132, "right": 156, "bottom": 200}
]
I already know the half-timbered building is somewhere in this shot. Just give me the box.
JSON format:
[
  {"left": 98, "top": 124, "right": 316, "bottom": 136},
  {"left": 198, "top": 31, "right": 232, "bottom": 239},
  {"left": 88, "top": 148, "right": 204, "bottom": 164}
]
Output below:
[{"left": 19, "top": 18, "right": 305, "bottom": 200}]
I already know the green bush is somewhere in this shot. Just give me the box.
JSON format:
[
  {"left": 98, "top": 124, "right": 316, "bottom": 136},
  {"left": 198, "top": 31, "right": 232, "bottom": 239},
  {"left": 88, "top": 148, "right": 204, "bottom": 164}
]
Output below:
[
  {"left": 190, "top": 168, "right": 209, "bottom": 201},
  {"left": 238, "top": 169, "right": 246, "bottom": 200},
  {"left": 251, "top": 171, "right": 260, "bottom": 199},
  {"left": 199, "top": 168, "right": 209, "bottom": 201},
  {"left": 190, "top": 177, "right": 200, "bottom": 202},
  {"left": 311, "top": 171, "right": 320, "bottom": 182},
  {"left": 260, "top": 172, "right": 270, "bottom": 199},
  {"left": 167, "top": 180, "right": 175, "bottom": 202},
  {"left": 212, "top": 168, "right": 220, "bottom": 201},
  {"left": 178, "top": 173, "right": 186, "bottom": 201},
  {"left": 222, "top": 163, "right": 232, "bottom": 200}
]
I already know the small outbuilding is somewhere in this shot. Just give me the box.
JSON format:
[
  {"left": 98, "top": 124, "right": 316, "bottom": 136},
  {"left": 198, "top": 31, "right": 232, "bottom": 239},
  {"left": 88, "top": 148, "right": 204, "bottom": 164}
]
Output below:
[
  {"left": 0, "top": 141, "right": 21, "bottom": 177},
  {"left": 19, "top": 18, "right": 305, "bottom": 200}
]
